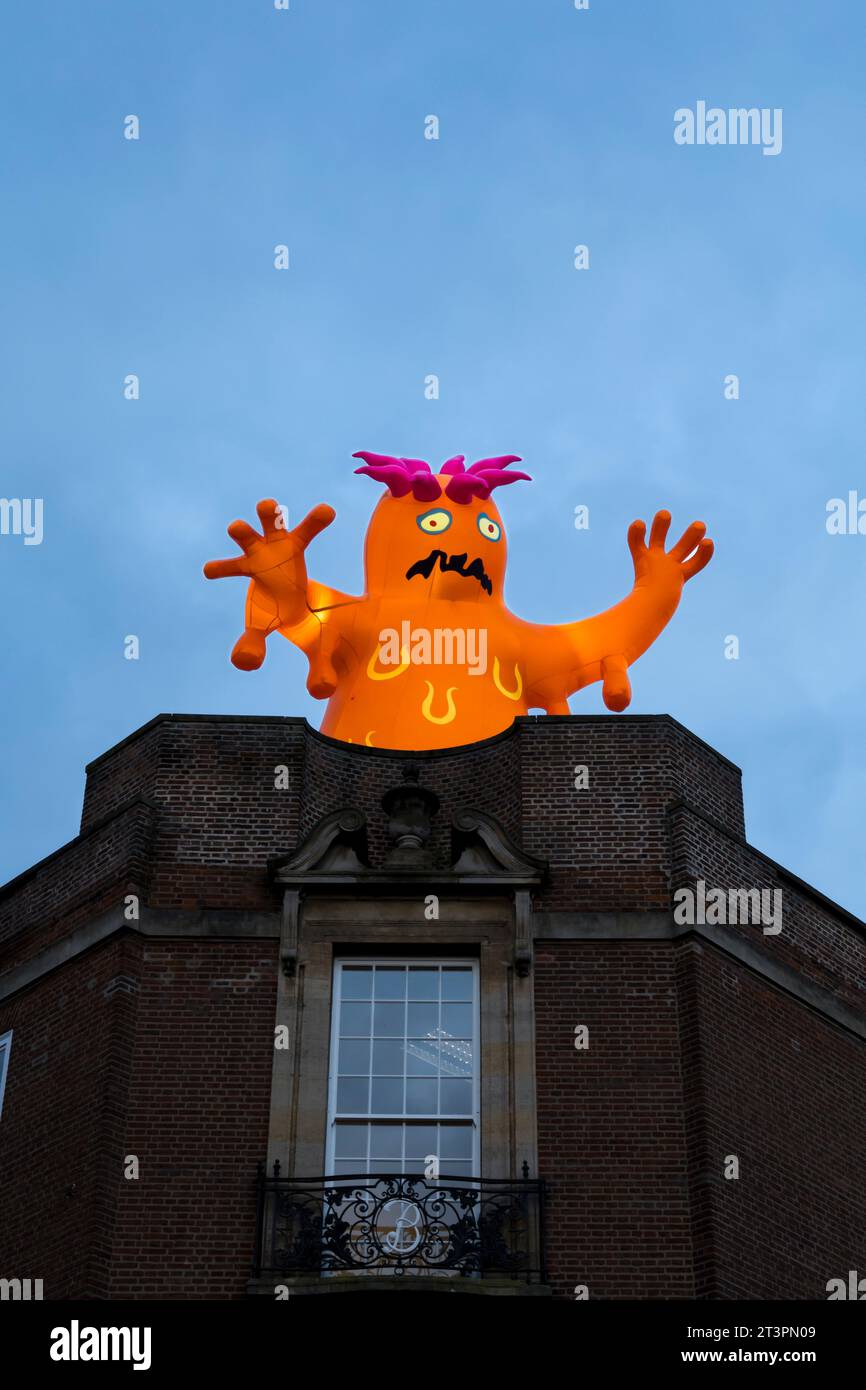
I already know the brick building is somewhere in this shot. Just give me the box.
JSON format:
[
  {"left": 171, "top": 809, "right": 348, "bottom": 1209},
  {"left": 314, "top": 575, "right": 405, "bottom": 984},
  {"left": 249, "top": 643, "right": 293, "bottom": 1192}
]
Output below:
[{"left": 0, "top": 712, "right": 864, "bottom": 1299}]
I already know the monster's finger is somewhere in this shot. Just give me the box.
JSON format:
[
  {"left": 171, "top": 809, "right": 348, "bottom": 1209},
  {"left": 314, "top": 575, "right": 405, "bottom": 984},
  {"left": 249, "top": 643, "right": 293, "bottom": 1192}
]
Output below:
[
  {"left": 649, "top": 510, "right": 672, "bottom": 548},
  {"left": 602, "top": 671, "right": 632, "bottom": 712},
  {"left": 670, "top": 520, "right": 707, "bottom": 562},
  {"left": 231, "top": 628, "right": 267, "bottom": 670},
  {"left": 601, "top": 654, "right": 631, "bottom": 711},
  {"left": 227, "top": 520, "right": 261, "bottom": 551},
  {"left": 627, "top": 519, "right": 647, "bottom": 561},
  {"left": 203, "top": 557, "right": 248, "bottom": 579},
  {"left": 292, "top": 504, "right": 336, "bottom": 549},
  {"left": 681, "top": 537, "right": 714, "bottom": 581},
  {"left": 256, "top": 499, "right": 282, "bottom": 535}
]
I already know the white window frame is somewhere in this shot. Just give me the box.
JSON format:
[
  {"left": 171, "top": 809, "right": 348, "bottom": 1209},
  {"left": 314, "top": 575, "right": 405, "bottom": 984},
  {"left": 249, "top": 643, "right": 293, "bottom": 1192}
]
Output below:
[
  {"left": 326, "top": 958, "right": 480, "bottom": 1179},
  {"left": 0, "top": 1030, "right": 12, "bottom": 1119}
]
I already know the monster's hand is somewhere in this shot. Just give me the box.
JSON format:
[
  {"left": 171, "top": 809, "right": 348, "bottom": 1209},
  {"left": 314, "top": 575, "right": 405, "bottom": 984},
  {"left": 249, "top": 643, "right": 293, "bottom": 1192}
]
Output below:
[
  {"left": 203, "top": 499, "right": 335, "bottom": 670},
  {"left": 627, "top": 509, "right": 713, "bottom": 599},
  {"left": 598, "top": 510, "right": 713, "bottom": 710},
  {"left": 528, "top": 508, "right": 715, "bottom": 713}
]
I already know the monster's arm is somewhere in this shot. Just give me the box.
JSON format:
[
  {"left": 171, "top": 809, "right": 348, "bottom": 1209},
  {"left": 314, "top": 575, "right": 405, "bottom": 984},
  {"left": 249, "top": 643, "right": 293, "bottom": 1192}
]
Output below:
[
  {"left": 522, "top": 511, "right": 713, "bottom": 712},
  {"left": 203, "top": 499, "right": 361, "bottom": 695}
]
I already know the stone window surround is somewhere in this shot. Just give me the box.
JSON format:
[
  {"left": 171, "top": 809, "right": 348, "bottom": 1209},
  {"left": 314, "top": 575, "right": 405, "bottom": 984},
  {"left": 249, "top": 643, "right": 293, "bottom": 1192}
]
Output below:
[{"left": 266, "top": 894, "right": 540, "bottom": 1184}]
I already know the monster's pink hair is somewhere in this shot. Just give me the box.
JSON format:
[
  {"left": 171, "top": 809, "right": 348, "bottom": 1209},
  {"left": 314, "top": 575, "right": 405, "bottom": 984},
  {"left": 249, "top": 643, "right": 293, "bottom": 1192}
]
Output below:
[{"left": 352, "top": 452, "right": 531, "bottom": 502}]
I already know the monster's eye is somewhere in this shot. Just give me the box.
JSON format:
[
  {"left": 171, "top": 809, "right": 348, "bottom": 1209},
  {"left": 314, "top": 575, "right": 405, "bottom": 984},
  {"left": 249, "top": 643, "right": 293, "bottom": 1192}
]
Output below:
[
  {"left": 417, "top": 508, "right": 452, "bottom": 535},
  {"left": 477, "top": 513, "right": 501, "bottom": 542}
]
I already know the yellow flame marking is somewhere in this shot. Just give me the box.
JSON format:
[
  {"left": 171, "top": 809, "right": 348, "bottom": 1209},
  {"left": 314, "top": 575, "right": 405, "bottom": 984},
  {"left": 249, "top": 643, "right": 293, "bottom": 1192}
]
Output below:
[
  {"left": 364, "top": 731, "right": 375, "bottom": 747},
  {"left": 421, "top": 682, "right": 457, "bottom": 725},
  {"left": 366, "top": 644, "right": 410, "bottom": 681},
  {"left": 493, "top": 658, "right": 523, "bottom": 701}
]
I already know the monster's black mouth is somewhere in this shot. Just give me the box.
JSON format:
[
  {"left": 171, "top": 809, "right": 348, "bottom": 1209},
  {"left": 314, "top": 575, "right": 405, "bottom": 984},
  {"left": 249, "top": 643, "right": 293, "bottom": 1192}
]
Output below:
[{"left": 405, "top": 549, "right": 492, "bottom": 596}]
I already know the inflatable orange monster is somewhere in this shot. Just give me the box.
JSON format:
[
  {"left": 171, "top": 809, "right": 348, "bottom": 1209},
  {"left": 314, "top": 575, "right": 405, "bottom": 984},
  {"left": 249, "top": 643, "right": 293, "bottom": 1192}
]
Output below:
[{"left": 204, "top": 453, "right": 713, "bottom": 750}]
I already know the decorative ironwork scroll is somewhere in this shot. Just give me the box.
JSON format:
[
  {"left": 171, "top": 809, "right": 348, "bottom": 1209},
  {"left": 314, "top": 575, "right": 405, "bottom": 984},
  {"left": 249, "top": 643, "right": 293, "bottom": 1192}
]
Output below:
[{"left": 253, "top": 1166, "right": 546, "bottom": 1284}]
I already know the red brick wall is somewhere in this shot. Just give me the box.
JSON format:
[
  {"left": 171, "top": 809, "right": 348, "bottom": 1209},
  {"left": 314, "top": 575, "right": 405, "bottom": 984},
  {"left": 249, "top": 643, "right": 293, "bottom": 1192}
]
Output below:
[
  {"left": 534, "top": 937, "right": 866, "bottom": 1300},
  {"left": 671, "top": 803, "right": 866, "bottom": 1008},
  {"left": 106, "top": 939, "right": 277, "bottom": 1299},
  {"left": 3, "top": 714, "right": 746, "bottom": 979},
  {"left": 4, "top": 712, "right": 744, "bottom": 940},
  {"left": 0, "top": 938, "right": 140, "bottom": 1298},
  {"left": 0, "top": 937, "right": 277, "bottom": 1300},
  {"left": 680, "top": 943, "right": 866, "bottom": 1299},
  {"left": 521, "top": 716, "right": 744, "bottom": 911},
  {"left": 534, "top": 940, "right": 696, "bottom": 1298},
  {"left": 0, "top": 802, "right": 155, "bottom": 969},
  {"left": 83, "top": 716, "right": 309, "bottom": 913}
]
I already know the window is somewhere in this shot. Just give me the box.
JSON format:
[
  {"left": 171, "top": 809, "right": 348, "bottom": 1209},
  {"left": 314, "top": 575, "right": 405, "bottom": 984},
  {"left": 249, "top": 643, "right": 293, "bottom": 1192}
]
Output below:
[
  {"left": 0, "top": 1030, "right": 11, "bottom": 1120},
  {"left": 326, "top": 961, "right": 479, "bottom": 1179}
]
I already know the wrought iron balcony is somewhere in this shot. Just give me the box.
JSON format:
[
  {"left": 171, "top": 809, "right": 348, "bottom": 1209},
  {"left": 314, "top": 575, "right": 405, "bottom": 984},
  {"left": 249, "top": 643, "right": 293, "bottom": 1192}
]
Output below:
[{"left": 253, "top": 1163, "right": 547, "bottom": 1284}]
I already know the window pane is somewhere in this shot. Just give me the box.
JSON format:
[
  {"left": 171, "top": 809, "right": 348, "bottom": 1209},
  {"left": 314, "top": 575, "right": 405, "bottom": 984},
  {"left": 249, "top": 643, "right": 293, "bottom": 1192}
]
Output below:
[
  {"left": 440, "top": 1160, "right": 473, "bottom": 1179},
  {"left": 371, "top": 1078, "right": 403, "bottom": 1113},
  {"left": 375, "top": 1156, "right": 403, "bottom": 1178},
  {"left": 340, "top": 1002, "right": 371, "bottom": 1036},
  {"left": 441, "top": 1003, "right": 472, "bottom": 1038},
  {"left": 406, "top": 1078, "right": 437, "bottom": 1114},
  {"left": 406, "top": 1040, "right": 439, "bottom": 1076},
  {"left": 404, "top": 1155, "right": 430, "bottom": 1176},
  {"left": 374, "top": 967, "right": 406, "bottom": 1000},
  {"left": 338, "top": 1039, "right": 370, "bottom": 1074},
  {"left": 373, "top": 1002, "right": 404, "bottom": 1037},
  {"left": 438, "top": 1038, "right": 473, "bottom": 1077},
  {"left": 342, "top": 967, "right": 373, "bottom": 1000},
  {"left": 407, "top": 1002, "right": 438, "bottom": 1036},
  {"left": 337, "top": 1077, "right": 369, "bottom": 1113},
  {"left": 439, "top": 1126, "right": 473, "bottom": 1160},
  {"left": 334, "top": 1123, "right": 368, "bottom": 1158},
  {"left": 440, "top": 1078, "right": 472, "bottom": 1114},
  {"left": 372, "top": 1040, "right": 404, "bottom": 1075},
  {"left": 407, "top": 968, "right": 439, "bottom": 1000},
  {"left": 333, "top": 1160, "right": 362, "bottom": 1175},
  {"left": 442, "top": 968, "right": 473, "bottom": 1001},
  {"left": 370, "top": 1124, "right": 403, "bottom": 1158},
  {"left": 404, "top": 1125, "right": 439, "bottom": 1159}
]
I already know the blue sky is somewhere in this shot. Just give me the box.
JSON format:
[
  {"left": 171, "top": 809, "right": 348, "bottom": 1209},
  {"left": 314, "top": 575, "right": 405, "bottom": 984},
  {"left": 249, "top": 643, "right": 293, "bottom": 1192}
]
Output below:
[{"left": 1, "top": 0, "right": 865, "bottom": 916}]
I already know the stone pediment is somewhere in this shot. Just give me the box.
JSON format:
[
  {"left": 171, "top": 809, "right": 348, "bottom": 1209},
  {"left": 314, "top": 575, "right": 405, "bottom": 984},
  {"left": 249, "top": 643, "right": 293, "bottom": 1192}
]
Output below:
[
  {"left": 273, "top": 809, "right": 370, "bottom": 876},
  {"left": 269, "top": 769, "right": 546, "bottom": 891},
  {"left": 450, "top": 811, "right": 545, "bottom": 878}
]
